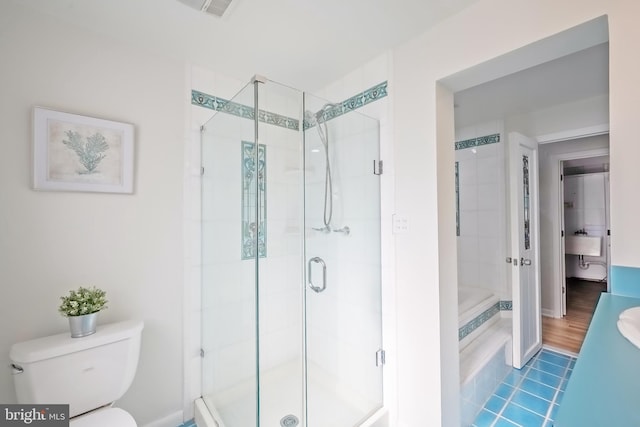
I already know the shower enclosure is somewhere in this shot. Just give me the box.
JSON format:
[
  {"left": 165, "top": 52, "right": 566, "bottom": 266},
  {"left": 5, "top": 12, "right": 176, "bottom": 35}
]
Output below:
[{"left": 200, "top": 76, "right": 383, "bottom": 427}]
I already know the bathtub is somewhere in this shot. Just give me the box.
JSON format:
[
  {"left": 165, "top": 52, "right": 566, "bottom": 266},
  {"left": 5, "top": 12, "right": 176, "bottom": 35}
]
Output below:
[
  {"left": 458, "top": 286, "right": 512, "bottom": 426},
  {"left": 458, "top": 286, "right": 496, "bottom": 326}
]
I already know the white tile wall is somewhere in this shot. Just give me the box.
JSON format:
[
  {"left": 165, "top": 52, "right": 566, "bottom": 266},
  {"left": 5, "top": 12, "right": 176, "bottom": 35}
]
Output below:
[
  {"left": 455, "top": 121, "right": 509, "bottom": 300},
  {"left": 304, "top": 104, "right": 384, "bottom": 407},
  {"left": 563, "top": 173, "right": 609, "bottom": 281},
  {"left": 200, "top": 83, "right": 304, "bottom": 398}
]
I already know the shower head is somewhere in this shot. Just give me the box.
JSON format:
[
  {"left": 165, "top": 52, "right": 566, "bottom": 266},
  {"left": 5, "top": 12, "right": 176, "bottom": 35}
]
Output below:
[
  {"left": 305, "top": 103, "right": 341, "bottom": 128},
  {"left": 304, "top": 110, "right": 317, "bottom": 125},
  {"left": 314, "top": 102, "right": 341, "bottom": 122}
]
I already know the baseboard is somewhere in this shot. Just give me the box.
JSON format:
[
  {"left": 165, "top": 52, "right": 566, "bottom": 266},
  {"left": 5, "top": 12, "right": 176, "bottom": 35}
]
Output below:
[
  {"left": 141, "top": 410, "right": 184, "bottom": 427},
  {"left": 541, "top": 308, "right": 556, "bottom": 318},
  {"left": 542, "top": 344, "right": 579, "bottom": 358}
]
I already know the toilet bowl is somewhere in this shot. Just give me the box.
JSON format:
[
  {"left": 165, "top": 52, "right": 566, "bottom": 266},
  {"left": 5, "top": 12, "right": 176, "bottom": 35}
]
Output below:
[
  {"left": 10, "top": 320, "right": 144, "bottom": 426},
  {"left": 71, "top": 407, "right": 136, "bottom": 427}
]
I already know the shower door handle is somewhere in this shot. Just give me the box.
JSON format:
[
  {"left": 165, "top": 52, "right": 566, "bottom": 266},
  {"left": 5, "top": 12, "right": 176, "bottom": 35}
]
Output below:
[{"left": 308, "top": 257, "right": 327, "bottom": 293}]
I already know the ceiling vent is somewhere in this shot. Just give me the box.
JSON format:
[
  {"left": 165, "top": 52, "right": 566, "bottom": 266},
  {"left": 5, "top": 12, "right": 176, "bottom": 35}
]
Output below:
[{"left": 177, "top": 0, "right": 233, "bottom": 17}]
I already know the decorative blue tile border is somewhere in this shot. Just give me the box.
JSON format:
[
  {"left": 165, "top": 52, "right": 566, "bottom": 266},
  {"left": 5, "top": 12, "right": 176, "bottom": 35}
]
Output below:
[
  {"left": 242, "top": 141, "right": 267, "bottom": 260},
  {"left": 455, "top": 133, "right": 501, "bottom": 150},
  {"left": 192, "top": 80, "right": 387, "bottom": 132},
  {"left": 455, "top": 161, "right": 460, "bottom": 236},
  {"left": 303, "top": 81, "right": 388, "bottom": 129},
  {"left": 459, "top": 302, "right": 500, "bottom": 340},
  {"left": 176, "top": 420, "right": 197, "bottom": 427},
  {"left": 258, "top": 109, "right": 299, "bottom": 130},
  {"left": 500, "top": 300, "right": 513, "bottom": 311},
  {"left": 191, "top": 90, "right": 300, "bottom": 131},
  {"left": 523, "top": 155, "right": 531, "bottom": 250},
  {"left": 459, "top": 300, "right": 513, "bottom": 341}
]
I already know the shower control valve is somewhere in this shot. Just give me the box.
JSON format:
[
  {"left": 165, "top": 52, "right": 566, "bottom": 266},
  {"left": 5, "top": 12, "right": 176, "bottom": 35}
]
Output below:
[{"left": 333, "top": 226, "right": 350, "bottom": 235}]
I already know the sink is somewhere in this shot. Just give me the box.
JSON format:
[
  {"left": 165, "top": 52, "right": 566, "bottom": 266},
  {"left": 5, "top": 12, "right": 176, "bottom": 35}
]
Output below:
[
  {"left": 618, "top": 307, "right": 640, "bottom": 350},
  {"left": 565, "top": 235, "right": 601, "bottom": 256}
]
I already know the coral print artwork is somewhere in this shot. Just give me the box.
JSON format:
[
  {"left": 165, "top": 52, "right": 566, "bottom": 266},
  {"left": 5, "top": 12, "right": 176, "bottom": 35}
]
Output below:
[
  {"left": 47, "top": 119, "right": 123, "bottom": 185},
  {"left": 33, "top": 107, "right": 134, "bottom": 193}
]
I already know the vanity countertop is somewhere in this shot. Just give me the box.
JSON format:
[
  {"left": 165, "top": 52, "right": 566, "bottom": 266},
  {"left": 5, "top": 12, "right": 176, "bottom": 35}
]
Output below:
[{"left": 555, "top": 293, "right": 640, "bottom": 427}]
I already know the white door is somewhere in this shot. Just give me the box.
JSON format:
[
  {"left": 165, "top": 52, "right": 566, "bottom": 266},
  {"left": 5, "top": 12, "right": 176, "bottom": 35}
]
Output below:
[
  {"left": 508, "top": 132, "right": 542, "bottom": 369},
  {"left": 560, "top": 164, "right": 567, "bottom": 316}
]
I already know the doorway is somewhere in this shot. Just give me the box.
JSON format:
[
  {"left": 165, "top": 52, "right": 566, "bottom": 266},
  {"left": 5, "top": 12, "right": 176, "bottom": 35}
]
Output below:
[
  {"left": 541, "top": 148, "right": 610, "bottom": 354},
  {"left": 451, "top": 35, "right": 609, "bottom": 364},
  {"left": 561, "top": 155, "right": 610, "bottom": 298},
  {"left": 445, "top": 15, "right": 610, "bottom": 427}
]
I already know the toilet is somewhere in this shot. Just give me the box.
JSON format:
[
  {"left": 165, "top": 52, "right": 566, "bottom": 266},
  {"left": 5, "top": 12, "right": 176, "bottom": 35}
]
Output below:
[{"left": 10, "top": 319, "right": 144, "bottom": 426}]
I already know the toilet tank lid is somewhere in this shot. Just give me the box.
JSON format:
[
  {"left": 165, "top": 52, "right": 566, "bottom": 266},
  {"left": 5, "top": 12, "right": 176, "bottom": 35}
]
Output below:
[{"left": 10, "top": 320, "right": 144, "bottom": 364}]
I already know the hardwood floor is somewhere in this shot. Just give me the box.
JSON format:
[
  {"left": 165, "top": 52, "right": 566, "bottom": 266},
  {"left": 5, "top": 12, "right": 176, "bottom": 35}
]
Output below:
[{"left": 542, "top": 278, "right": 607, "bottom": 354}]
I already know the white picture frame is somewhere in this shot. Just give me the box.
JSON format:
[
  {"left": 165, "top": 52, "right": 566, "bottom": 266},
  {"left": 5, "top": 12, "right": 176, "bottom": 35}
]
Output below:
[{"left": 33, "top": 107, "right": 134, "bottom": 193}]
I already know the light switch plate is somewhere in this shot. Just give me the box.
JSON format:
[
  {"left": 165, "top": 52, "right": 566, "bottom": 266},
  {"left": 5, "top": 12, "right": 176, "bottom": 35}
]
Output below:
[{"left": 393, "top": 214, "right": 408, "bottom": 234}]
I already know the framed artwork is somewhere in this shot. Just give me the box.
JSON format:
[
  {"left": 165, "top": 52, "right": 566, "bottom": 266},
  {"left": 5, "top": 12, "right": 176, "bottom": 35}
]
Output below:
[{"left": 33, "top": 107, "right": 134, "bottom": 193}]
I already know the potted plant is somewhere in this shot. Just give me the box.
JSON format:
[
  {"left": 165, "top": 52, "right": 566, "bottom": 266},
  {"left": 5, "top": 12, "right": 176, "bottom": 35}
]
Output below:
[{"left": 58, "top": 286, "right": 108, "bottom": 338}]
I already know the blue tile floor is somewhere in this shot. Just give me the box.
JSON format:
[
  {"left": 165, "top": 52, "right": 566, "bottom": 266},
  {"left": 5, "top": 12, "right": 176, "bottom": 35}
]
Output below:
[
  {"left": 177, "top": 420, "right": 196, "bottom": 427},
  {"left": 473, "top": 348, "right": 577, "bottom": 427}
]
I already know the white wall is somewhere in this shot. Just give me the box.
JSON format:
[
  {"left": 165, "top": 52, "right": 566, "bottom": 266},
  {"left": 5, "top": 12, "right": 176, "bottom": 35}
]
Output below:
[
  {"left": 506, "top": 94, "right": 609, "bottom": 139},
  {"left": 0, "top": 3, "right": 185, "bottom": 426},
  {"left": 391, "top": 1, "right": 640, "bottom": 426}
]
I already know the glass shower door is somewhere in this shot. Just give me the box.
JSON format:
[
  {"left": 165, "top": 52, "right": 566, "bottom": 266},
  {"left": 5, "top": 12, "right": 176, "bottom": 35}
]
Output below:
[
  {"left": 254, "top": 79, "right": 305, "bottom": 427},
  {"left": 201, "top": 82, "right": 259, "bottom": 427},
  {"left": 303, "top": 97, "right": 383, "bottom": 426},
  {"left": 200, "top": 77, "right": 383, "bottom": 427}
]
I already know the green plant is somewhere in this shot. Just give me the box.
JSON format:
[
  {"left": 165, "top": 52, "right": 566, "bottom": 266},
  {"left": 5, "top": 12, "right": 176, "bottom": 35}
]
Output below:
[{"left": 58, "top": 286, "right": 108, "bottom": 317}]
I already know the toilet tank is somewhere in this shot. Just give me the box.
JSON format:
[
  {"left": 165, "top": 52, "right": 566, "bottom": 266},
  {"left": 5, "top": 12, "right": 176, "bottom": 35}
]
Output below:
[{"left": 10, "top": 320, "right": 143, "bottom": 418}]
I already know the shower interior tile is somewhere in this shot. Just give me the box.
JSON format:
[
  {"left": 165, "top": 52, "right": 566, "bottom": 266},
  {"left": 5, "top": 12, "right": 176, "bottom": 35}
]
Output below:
[
  {"left": 474, "top": 141, "right": 501, "bottom": 158},
  {"left": 459, "top": 185, "right": 480, "bottom": 211},
  {"left": 457, "top": 236, "right": 479, "bottom": 260},
  {"left": 477, "top": 184, "right": 501, "bottom": 211},
  {"left": 477, "top": 212, "right": 500, "bottom": 238},
  {"left": 357, "top": 98, "right": 384, "bottom": 120},
  {"left": 459, "top": 262, "right": 481, "bottom": 287},
  {"left": 192, "top": 106, "right": 215, "bottom": 129},
  {"left": 457, "top": 158, "right": 478, "bottom": 182},
  {"left": 476, "top": 156, "right": 502, "bottom": 184}
]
